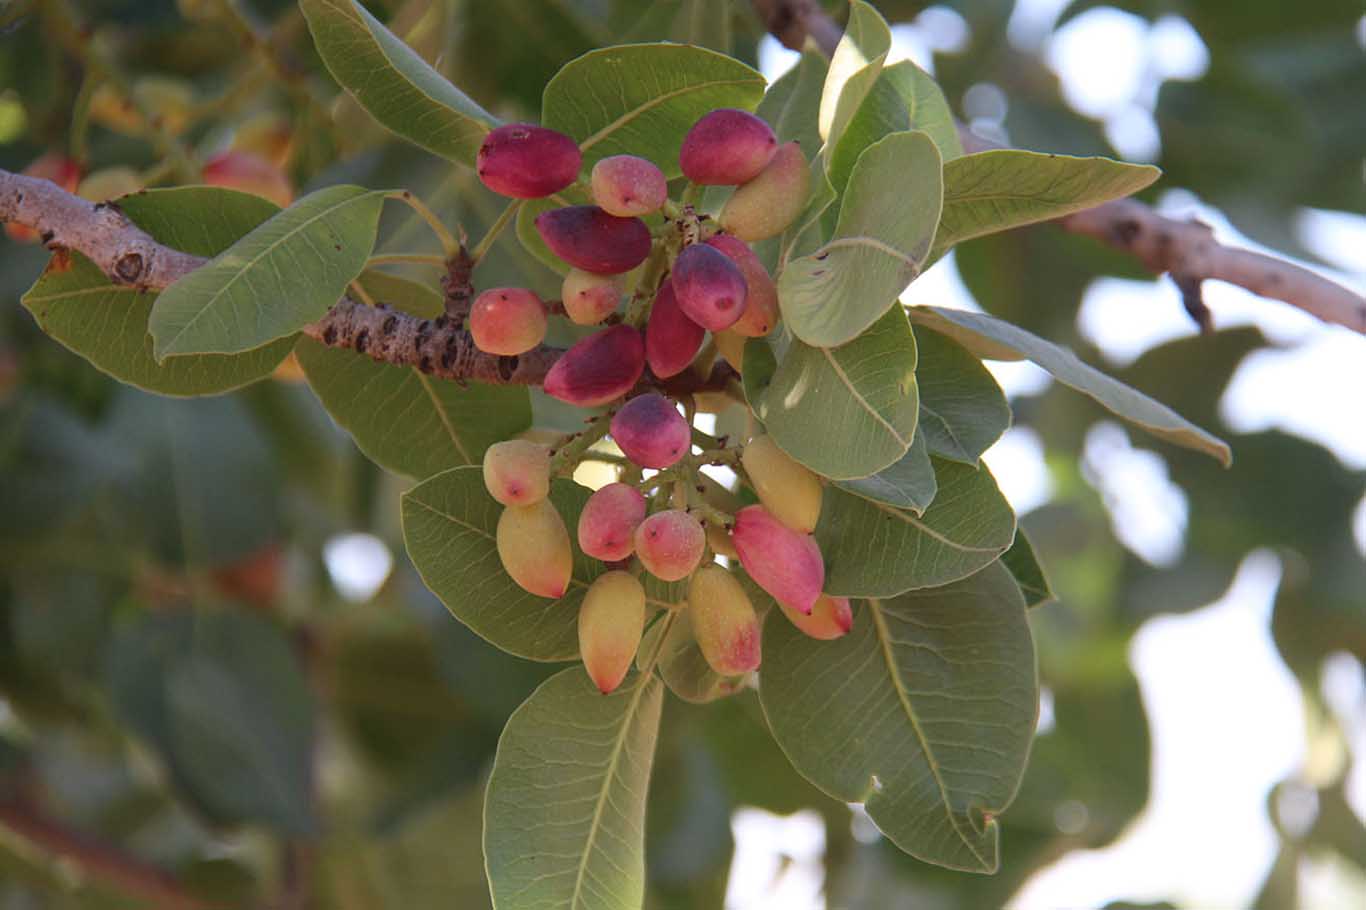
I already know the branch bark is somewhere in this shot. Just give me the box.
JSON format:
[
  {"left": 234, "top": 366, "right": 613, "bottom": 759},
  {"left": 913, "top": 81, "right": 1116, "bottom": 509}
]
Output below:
[
  {"left": 749, "top": 0, "right": 1366, "bottom": 336},
  {"left": 0, "top": 798, "right": 211, "bottom": 909},
  {"left": 0, "top": 167, "right": 565, "bottom": 385}
]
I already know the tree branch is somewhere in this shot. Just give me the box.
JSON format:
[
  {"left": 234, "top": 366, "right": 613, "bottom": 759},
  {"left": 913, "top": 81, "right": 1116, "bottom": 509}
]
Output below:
[
  {"left": 750, "top": 0, "right": 1366, "bottom": 336},
  {"left": 0, "top": 798, "right": 211, "bottom": 909},
  {"left": 0, "top": 167, "right": 565, "bottom": 385}
]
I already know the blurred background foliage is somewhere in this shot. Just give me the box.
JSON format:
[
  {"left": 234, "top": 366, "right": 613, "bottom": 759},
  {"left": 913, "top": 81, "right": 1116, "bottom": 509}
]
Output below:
[{"left": 0, "top": 0, "right": 1363, "bottom": 907}]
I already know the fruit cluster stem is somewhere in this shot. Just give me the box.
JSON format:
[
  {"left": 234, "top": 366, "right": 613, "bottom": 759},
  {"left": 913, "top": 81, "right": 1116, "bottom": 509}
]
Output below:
[{"left": 548, "top": 416, "right": 615, "bottom": 476}]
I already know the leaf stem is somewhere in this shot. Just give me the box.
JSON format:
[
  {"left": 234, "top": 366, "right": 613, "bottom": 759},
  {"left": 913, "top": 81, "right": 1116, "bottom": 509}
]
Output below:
[
  {"left": 549, "top": 415, "right": 615, "bottom": 475},
  {"left": 638, "top": 609, "right": 678, "bottom": 677},
  {"left": 388, "top": 191, "right": 460, "bottom": 257},
  {"left": 469, "top": 198, "right": 522, "bottom": 262},
  {"left": 366, "top": 253, "right": 448, "bottom": 267},
  {"left": 348, "top": 279, "right": 377, "bottom": 308}
]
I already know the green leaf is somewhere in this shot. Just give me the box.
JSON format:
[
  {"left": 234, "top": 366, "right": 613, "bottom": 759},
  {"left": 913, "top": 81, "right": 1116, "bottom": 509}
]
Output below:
[
  {"left": 300, "top": 0, "right": 499, "bottom": 165},
  {"left": 485, "top": 667, "right": 664, "bottom": 910},
  {"left": 517, "top": 194, "right": 577, "bottom": 277},
  {"left": 638, "top": 610, "right": 745, "bottom": 705},
  {"left": 109, "top": 612, "right": 316, "bottom": 835},
  {"left": 829, "top": 61, "right": 962, "bottom": 195},
  {"left": 1000, "top": 529, "right": 1054, "bottom": 608},
  {"left": 542, "top": 43, "right": 765, "bottom": 175},
  {"left": 816, "top": 458, "right": 1016, "bottom": 597},
  {"left": 906, "top": 306, "right": 1232, "bottom": 465},
  {"left": 21, "top": 188, "right": 293, "bottom": 396},
  {"left": 914, "top": 324, "right": 1011, "bottom": 464},
  {"left": 294, "top": 337, "right": 531, "bottom": 479},
  {"left": 402, "top": 467, "right": 596, "bottom": 661},
  {"left": 751, "top": 306, "right": 919, "bottom": 481},
  {"left": 819, "top": 0, "right": 892, "bottom": 149},
  {"left": 760, "top": 561, "right": 1037, "bottom": 873},
  {"left": 150, "top": 185, "right": 387, "bottom": 359},
  {"left": 354, "top": 269, "right": 445, "bottom": 318},
  {"left": 166, "top": 613, "right": 317, "bottom": 836},
  {"left": 779, "top": 131, "right": 943, "bottom": 348},
  {"left": 832, "top": 429, "right": 937, "bottom": 513},
  {"left": 932, "top": 149, "right": 1161, "bottom": 258},
  {"left": 755, "top": 48, "right": 828, "bottom": 152}
]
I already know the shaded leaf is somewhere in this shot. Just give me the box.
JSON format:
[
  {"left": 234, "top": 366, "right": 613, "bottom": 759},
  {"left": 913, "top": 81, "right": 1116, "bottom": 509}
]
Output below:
[
  {"left": 22, "top": 188, "right": 293, "bottom": 396},
  {"left": 301, "top": 0, "right": 499, "bottom": 165},
  {"left": 780, "top": 131, "right": 943, "bottom": 348},
  {"left": 832, "top": 429, "right": 937, "bottom": 513},
  {"left": 914, "top": 323, "right": 1011, "bottom": 464},
  {"left": 638, "top": 609, "right": 745, "bottom": 705},
  {"left": 151, "top": 186, "right": 386, "bottom": 358},
  {"left": 1000, "top": 529, "right": 1054, "bottom": 608},
  {"left": 906, "top": 306, "right": 1231, "bottom": 465},
  {"left": 755, "top": 48, "right": 827, "bottom": 153},
  {"left": 542, "top": 44, "right": 765, "bottom": 175},
  {"left": 295, "top": 337, "right": 531, "bottom": 479},
  {"left": 485, "top": 667, "right": 664, "bottom": 910},
  {"left": 816, "top": 458, "right": 1016, "bottom": 597},
  {"left": 760, "top": 562, "right": 1037, "bottom": 872}
]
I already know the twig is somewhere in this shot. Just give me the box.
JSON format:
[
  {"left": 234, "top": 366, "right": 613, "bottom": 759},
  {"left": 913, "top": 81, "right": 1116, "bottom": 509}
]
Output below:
[
  {"left": 0, "top": 798, "right": 211, "bottom": 909},
  {"left": 750, "top": 0, "right": 1366, "bottom": 336}
]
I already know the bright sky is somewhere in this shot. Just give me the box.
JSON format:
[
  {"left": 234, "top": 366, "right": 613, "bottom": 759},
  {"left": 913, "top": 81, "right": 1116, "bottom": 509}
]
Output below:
[{"left": 737, "top": 5, "right": 1366, "bottom": 908}]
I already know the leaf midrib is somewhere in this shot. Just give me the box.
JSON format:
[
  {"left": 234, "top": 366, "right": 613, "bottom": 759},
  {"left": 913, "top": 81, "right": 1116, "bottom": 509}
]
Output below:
[
  {"left": 415, "top": 371, "right": 472, "bottom": 463},
  {"left": 868, "top": 497, "right": 1005, "bottom": 553},
  {"left": 867, "top": 599, "right": 990, "bottom": 868},
  {"left": 157, "top": 190, "right": 375, "bottom": 355},
  {"left": 568, "top": 672, "right": 657, "bottom": 909},
  {"left": 819, "top": 346, "right": 910, "bottom": 447},
  {"left": 577, "top": 76, "right": 763, "bottom": 152}
]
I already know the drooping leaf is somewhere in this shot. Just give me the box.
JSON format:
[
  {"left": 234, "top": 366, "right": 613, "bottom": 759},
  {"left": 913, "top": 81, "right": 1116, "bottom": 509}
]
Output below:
[
  {"left": 1000, "top": 529, "right": 1054, "bottom": 608},
  {"left": 914, "top": 323, "right": 1011, "bottom": 464},
  {"left": 750, "top": 306, "right": 919, "bottom": 481},
  {"left": 832, "top": 429, "right": 937, "bottom": 513},
  {"left": 402, "top": 467, "right": 596, "bottom": 661},
  {"left": 485, "top": 667, "right": 664, "bottom": 910},
  {"left": 21, "top": 188, "right": 293, "bottom": 396},
  {"left": 150, "top": 185, "right": 387, "bottom": 359},
  {"left": 906, "top": 306, "right": 1232, "bottom": 465},
  {"left": 932, "top": 149, "right": 1161, "bottom": 258},
  {"left": 166, "top": 613, "right": 317, "bottom": 836},
  {"left": 780, "top": 131, "right": 943, "bottom": 348},
  {"left": 542, "top": 44, "right": 765, "bottom": 175},
  {"left": 818, "top": 0, "right": 892, "bottom": 148},
  {"left": 295, "top": 338, "right": 531, "bottom": 479},
  {"left": 760, "top": 561, "right": 1037, "bottom": 873},
  {"left": 300, "top": 0, "right": 499, "bottom": 165},
  {"left": 816, "top": 458, "right": 1016, "bottom": 597},
  {"left": 829, "top": 60, "right": 962, "bottom": 195}
]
